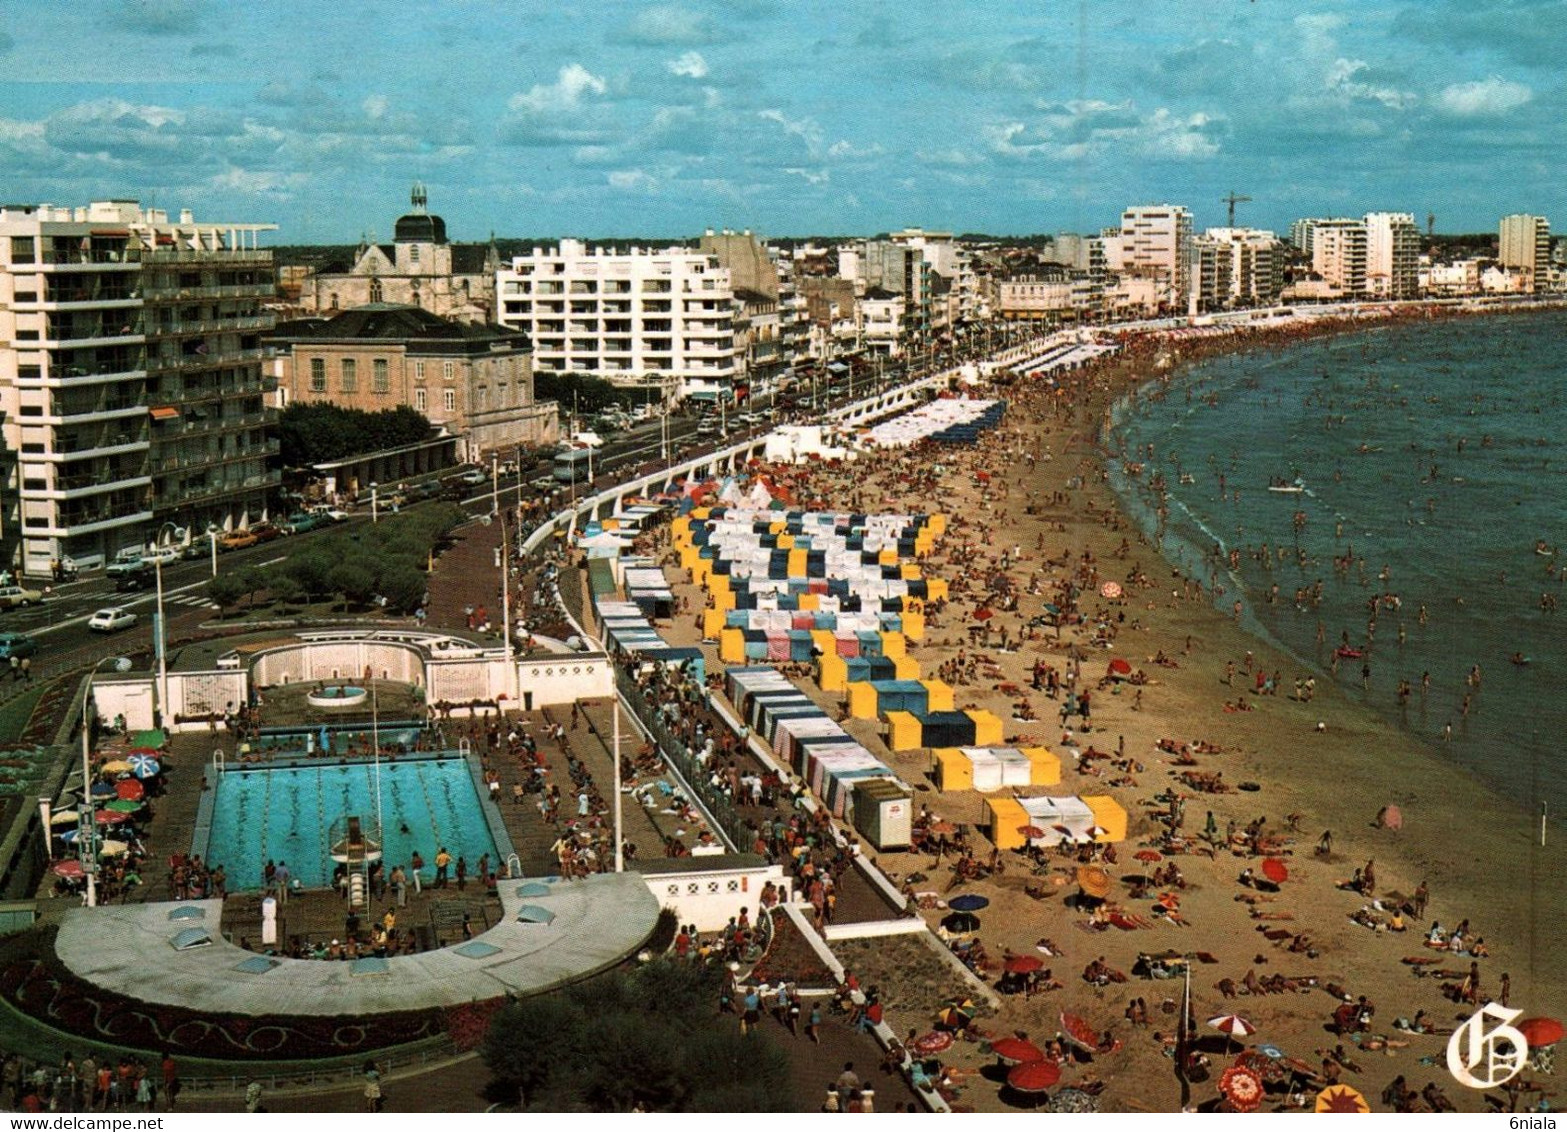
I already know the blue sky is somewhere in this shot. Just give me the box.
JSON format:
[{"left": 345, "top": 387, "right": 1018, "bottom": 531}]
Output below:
[{"left": 1, "top": 0, "right": 1562, "bottom": 242}]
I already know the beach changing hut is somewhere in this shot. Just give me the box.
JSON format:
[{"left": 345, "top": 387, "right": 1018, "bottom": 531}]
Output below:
[
  {"left": 983, "top": 795, "right": 1129, "bottom": 850},
  {"left": 931, "top": 746, "right": 1060, "bottom": 792}
]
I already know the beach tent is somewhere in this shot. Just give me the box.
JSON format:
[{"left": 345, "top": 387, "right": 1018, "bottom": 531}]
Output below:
[{"left": 933, "top": 747, "right": 1061, "bottom": 793}]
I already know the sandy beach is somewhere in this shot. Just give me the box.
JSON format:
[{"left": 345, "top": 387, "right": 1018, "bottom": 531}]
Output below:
[{"left": 666, "top": 313, "right": 1567, "bottom": 1113}]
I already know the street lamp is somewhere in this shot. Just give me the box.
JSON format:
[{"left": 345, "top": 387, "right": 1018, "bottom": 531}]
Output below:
[
  {"left": 153, "top": 522, "right": 181, "bottom": 727},
  {"left": 370, "top": 482, "right": 379, "bottom": 524},
  {"left": 79, "top": 656, "right": 132, "bottom": 907}
]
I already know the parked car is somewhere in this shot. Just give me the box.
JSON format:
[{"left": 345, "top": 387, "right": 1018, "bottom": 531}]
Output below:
[
  {"left": 139, "top": 545, "right": 179, "bottom": 566},
  {"left": 248, "top": 522, "right": 285, "bottom": 544},
  {"left": 0, "top": 632, "right": 37, "bottom": 660},
  {"left": 283, "top": 512, "right": 322, "bottom": 534},
  {"left": 87, "top": 608, "right": 137, "bottom": 633},
  {"left": 459, "top": 469, "right": 487, "bottom": 486},
  {"left": 114, "top": 564, "right": 156, "bottom": 593},
  {"left": 217, "top": 530, "right": 258, "bottom": 552},
  {"left": 0, "top": 584, "right": 43, "bottom": 610},
  {"left": 180, "top": 540, "right": 211, "bottom": 561}
]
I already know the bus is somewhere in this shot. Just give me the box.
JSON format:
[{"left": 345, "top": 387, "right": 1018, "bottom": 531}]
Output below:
[{"left": 552, "top": 446, "right": 595, "bottom": 484}]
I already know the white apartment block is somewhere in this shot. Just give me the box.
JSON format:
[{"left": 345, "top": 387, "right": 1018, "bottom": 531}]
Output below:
[
  {"left": 1117, "top": 205, "right": 1193, "bottom": 310},
  {"left": 1193, "top": 228, "right": 1285, "bottom": 311},
  {"left": 1363, "top": 212, "right": 1420, "bottom": 300},
  {"left": 1498, "top": 214, "right": 1550, "bottom": 292},
  {"left": 888, "top": 229, "right": 980, "bottom": 327},
  {"left": 496, "top": 239, "right": 738, "bottom": 403},
  {"left": 1309, "top": 220, "right": 1369, "bottom": 298},
  {"left": 0, "top": 200, "right": 277, "bottom": 576}
]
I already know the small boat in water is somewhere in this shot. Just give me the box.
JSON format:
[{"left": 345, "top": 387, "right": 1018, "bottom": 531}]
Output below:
[{"left": 1268, "top": 477, "right": 1305, "bottom": 494}]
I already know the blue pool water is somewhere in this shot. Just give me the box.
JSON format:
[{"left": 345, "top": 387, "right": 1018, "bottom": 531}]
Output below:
[
  {"left": 249, "top": 723, "right": 426, "bottom": 756},
  {"left": 206, "top": 757, "right": 501, "bottom": 890}
]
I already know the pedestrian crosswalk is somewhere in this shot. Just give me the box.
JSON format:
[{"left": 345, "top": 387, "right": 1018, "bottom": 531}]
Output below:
[{"left": 166, "top": 593, "right": 221, "bottom": 610}]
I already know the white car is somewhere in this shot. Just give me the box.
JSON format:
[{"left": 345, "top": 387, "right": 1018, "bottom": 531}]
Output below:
[
  {"left": 87, "top": 608, "right": 137, "bottom": 633},
  {"left": 459, "top": 469, "right": 487, "bottom": 486},
  {"left": 140, "top": 546, "right": 180, "bottom": 566}
]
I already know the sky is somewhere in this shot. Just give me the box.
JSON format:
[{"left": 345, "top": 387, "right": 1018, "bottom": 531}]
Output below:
[{"left": 0, "top": 0, "right": 1563, "bottom": 243}]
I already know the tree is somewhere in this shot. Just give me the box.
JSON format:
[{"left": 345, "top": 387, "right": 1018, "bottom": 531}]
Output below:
[
  {"left": 207, "top": 571, "right": 249, "bottom": 613},
  {"left": 329, "top": 561, "right": 377, "bottom": 608},
  {"left": 377, "top": 563, "right": 426, "bottom": 614},
  {"left": 277, "top": 403, "right": 432, "bottom": 467},
  {"left": 287, "top": 551, "right": 335, "bottom": 600}
]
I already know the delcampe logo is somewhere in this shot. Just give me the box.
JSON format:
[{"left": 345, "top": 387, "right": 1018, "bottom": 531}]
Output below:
[{"left": 1446, "top": 1002, "right": 1528, "bottom": 1089}]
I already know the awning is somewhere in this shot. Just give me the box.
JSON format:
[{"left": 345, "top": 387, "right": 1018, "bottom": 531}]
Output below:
[
  {"left": 90, "top": 228, "right": 130, "bottom": 237},
  {"left": 685, "top": 390, "right": 720, "bottom": 401},
  {"left": 149, "top": 406, "right": 180, "bottom": 421}
]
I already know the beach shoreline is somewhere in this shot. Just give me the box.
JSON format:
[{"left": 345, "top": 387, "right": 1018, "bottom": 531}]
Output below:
[{"left": 703, "top": 305, "right": 1566, "bottom": 1113}]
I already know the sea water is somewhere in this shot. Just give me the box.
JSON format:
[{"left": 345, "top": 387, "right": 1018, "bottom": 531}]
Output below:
[{"left": 1107, "top": 308, "right": 1567, "bottom": 820}]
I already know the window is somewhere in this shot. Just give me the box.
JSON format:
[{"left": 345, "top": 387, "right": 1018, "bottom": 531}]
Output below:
[
  {"left": 414, "top": 360, "right": 425, "bottom": 382},
  {"left": 442, "top": 361, "right": 455, "bottom": 382},
  {"left": 477, "top": 387, "right": 487, "bottom": 411},
  {"left": 309, "top": 358, "right": 326, "bottom": 392},
  {"left": 10, "top": 237, "right": 35, "bottom": 264},
  {"left": 410, "top": 244, "right": 420, "bottom": 264},
  {"left": 443, "top": 388, "right": 455, "bottom": 413},
  {"left": 340, "top": 357, "right": 357, "bottom": 392},
  {"left": 372, "top": 358, "right": 389, "bottom": 393},
  {"left": 414, "top": 388, "right": 426, "bottom": 412},
  {"left": 369, "top": 278, "right": 383, "bottom": 303}
]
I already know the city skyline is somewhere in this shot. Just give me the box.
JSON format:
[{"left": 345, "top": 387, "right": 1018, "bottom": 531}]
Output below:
[{"left": 0, "top": 1, "right": 1562, "bottom": 242}]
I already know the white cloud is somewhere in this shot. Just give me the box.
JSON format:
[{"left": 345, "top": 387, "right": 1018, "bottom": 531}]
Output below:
[
  {"left": 608, "top": 168, "right": 657, "bottom": 191},
  {"left": 362, "top": 94, "right": 388, "bottom": 120},
  {"left": 757, "top": 108, "right": 824, "bottom": 157},
  {"left": 509, "top": 63, "right": 607, "bottom": 115},
  {"left": 1326, "top": 58, "right": 1417, "bottom": 110},
  {"left": 782, "top": 167, "right": 829, "bottom": 185},
  {"left": 666, "top": 51, "right": 708, "bottom": 79},
  {"left": 1438, "top": 76, "right": 1532, "bottom": 118},
  {"left": 620, "top": 5, "right": 721, "bottom": 46}
]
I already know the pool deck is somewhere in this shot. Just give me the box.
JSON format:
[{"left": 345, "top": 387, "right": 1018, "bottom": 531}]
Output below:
[{"left": 53, "top": 871, "right": 660, "bottom": 1016}]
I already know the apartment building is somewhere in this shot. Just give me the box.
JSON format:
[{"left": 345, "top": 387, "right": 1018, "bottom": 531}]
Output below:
[
  {"left": 1308, "top": 219, "right": 1369, "bottom": 298},
  {"left": 0, "top": 199, "right": 277, "bottom": 575},
  {"left": 496, "top": 240, "right": 738, "bottom": 404},
  {"left": 1193, "top": 228, "right": 1285, "bottom": 311},
  {"left": 1498, "top": 214, "right": 1551, "bottom": 293},
  {"left": 1116, "top": 205, "right": 1193, "bottom": 310},
  {"left": 1363, "top": 212, "right": 1420, "bottom": 300}
]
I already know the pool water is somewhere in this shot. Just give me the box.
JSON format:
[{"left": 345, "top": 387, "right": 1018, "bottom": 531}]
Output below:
[
  {"left": 250, "top": 724, "right": 426, "bottom": 757},
  {"left": 206, "top": 757, "right": 501, "bottom": 889}
]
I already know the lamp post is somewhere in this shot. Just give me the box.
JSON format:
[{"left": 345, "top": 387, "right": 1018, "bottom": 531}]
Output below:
[
  {"left": 79, "top": 656, "right": 131, "bottom": 908},
  {"left": 494, "top": 513, "right": 517, "bottom": 704},
  {"left": 153, "top": 522, "right": 182, "bottom": 727},
  {"left": 370, "top": 482, "right": 379, "bottom": 524},
  {"left": 491, "top": 450, "right": 499, "bottom": 518}
]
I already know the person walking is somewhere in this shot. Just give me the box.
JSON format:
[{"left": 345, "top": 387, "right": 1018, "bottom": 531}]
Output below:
[
  {"left": 434, "top": 847, "right": 451, "bottom": 888},
  {"left": 409, "top": 851, "right": 424, "bottom": 894}
]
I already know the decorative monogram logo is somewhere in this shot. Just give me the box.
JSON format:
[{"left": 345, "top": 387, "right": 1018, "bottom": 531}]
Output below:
[{"left": 1447, "top": 1002, "right": 1528, "bottom": 1089}]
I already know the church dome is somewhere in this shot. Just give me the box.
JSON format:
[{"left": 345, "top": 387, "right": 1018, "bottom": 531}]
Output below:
[{"left": 394, "top": 181, "right": 447, "bottom": 244}]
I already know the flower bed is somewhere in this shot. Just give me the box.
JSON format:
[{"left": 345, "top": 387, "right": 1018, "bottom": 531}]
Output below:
[{"left": 748, "top": 912, "right": 835, "bottom": 988}]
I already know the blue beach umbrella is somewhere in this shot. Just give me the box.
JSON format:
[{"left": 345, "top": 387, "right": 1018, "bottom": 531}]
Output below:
[
  {"left": 126, "top": 753, "right": 160, "bottom": 779},
  {"left": 948, "top": 893, "right": 990, "bottom": 912},
  {"left": 57, "top": 828, "right": 80, "bottom": 844},
  {"left": 89, "top": 782, "right": 114, "bottom": 798}
]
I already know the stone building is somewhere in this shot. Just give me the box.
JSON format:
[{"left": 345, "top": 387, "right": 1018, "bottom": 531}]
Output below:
[{"left": 266, "top": 304, "right": 557, "bottom": 464}]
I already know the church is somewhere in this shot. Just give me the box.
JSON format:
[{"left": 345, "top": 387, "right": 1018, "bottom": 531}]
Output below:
[{"left": 290, "top": 184, "right": 501, "bottom": 323}]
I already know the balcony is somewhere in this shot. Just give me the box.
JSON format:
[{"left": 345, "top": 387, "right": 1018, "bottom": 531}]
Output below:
[
  {"left": 143, "top": 248, "right": 272, "bottom": 265},
  {"left": 37, "top": 248, "right": 140, "bottom": 268},
  {"left": 48, "top": 506, "right": 155, "bottom": 537}
]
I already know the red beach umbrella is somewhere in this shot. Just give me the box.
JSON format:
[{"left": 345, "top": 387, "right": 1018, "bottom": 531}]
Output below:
[
  {"left": 1520, "top": 1018, "right": 1565, "bottom": 1047},
  {"left": 991, "top": 1037, "right": 1044, "bottom": 1065},
  {"left": 114, "top": 779, "right": 144, "bottom": 802},
  {"left": 1209, "top": 1013, "right": 1257, "bottom": 1053},
  {"left": 1007, "top": 1059, "right": 1061, "bottom": 1092},
  {"left": 1134, "top": 849, "right": 1163, "bottom": 863},
  {"left": 1100, "top": 581, "right": 1124, "bottom": 600},
  {"left": 912, "top": 1030, "right": 953, "bottom": 1055},
  {"left": 1219, "top": 1065, "right": 1265, "bottom": 1112},
  {"left": 1107, "top": 657, "right": 1132, "bottom": 677},
  {"left": 1004, "top": 955, "right": 1045, "bottom": 976},
  {"left": 92, "top": 810, "right": 130, "bottom": 825},
  {"left": 1261, "top": 858, "right": 1288, "bottom": 884},
  {"left": 1059, "top": 1012, "right": 1098, "bottom": 1050},
  {"left": 1018, "top": 824, "right": 1046, "bottom": 839},
  {"left": 972, "top": 607, "right": 995, "bottom": 622},
  {"left": 51, "top": 859, "right": 85, "bottom": 878}
]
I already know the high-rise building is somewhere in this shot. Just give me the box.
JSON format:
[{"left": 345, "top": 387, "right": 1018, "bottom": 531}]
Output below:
[
  {"left": 1309, "top": 219, "right": 1369, "bottom": 298},
  {"left": 1193, "top": 228, "right": 1285, "bottom": 310},
  {"left": 496, "top": 240, "right": 738, "bottom": 404},
  {"left": 1363, "top": 212, "right": 1420, "bottom": 300},
  {"left": 0, "top": 200, "right": 277, "bottom": 575},
  {"left": 1498, "top": 214, "right": 1551, "bottom": 293},
  {"left": 1118, "top": 205, "right": 1192, "bottom": 309}
]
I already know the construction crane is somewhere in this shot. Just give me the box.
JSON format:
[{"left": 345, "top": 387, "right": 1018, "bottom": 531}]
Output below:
[{"left": 1221, "top": 191, "right": 1252, "bottom": 228}]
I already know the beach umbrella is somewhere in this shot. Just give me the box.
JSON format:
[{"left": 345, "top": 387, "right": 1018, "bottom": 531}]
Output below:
[
  {"left": 1107, "top": 657, "right": 1132, "bottom": 678},
  {"left": 127, "top": 754, "right": 160, "bottom": 779},
  {"left": 1050, "top": 1087, "right": 1098, "bottom": 1114},
  {"left": 51, "top": 859, "right": 85, "bottom": 878},
  {"left": 948, "top": 893, "right": 989, "bottom": 912},
  {"left": 1018, "top": 824, "right": 1046, "bottom": 839},
  {"left": 92, "top": 810, "right": 130, "bottom": 825},
  {"left": 1209, "top": 1013, "right": 1257, "bottom": 1053},
  {"left": 56, "top": 828, "right": 79, "bottom": 844},
  {"left": 937, "top": 1001, "right": 977, "bottom": 1029},
  {"left": 1315, "top": 1085, "right": 1370, "bottom": 1113},
  {"left": 941, "top": 910, "right": 981, "bottom": 934},
  {"left": 1006, "top": 1059, "right": 1060, "bottom": 1092},
  {"left": 99, "top": 760, "right": 133, "bottom": 774},
  {"left": 1519, "top": 1017, "right": 1564, "bottom": 1048},
  {"left": 98, "top": 840, "right": 129, "bottom": 857},
  {"left": 49, "top": 810, "right": 80, "bottom": 826},
  {"left": 1261, "top": 858, "right": 1289, "bottom": 884},
  {"left": 1219, "top": 1065, "right": 1265, "bottom": 1112},
  {"left": 127, "top": 747, "right": 160, "bottom": 757},
  {"left": 1134, "top": 849, "right": 1163, "bottom": 863},
  {"left": 89, "top": 783, "right": 115, "bottom": 799},
  {"left": 991, "top": 1037, "right": 1045, "bottom": 1066},
  {"left": 972, "top": 607, "right": 995, "bottom": 622},
  {"left": 1004, "top": 955, "right": 1044, "bottom": 975},
  {"left": 1075, "top": 865, "right": 1111, "bottom": 900},
  {"left": 104, "top": 799, "right": 142, "bottom": 813},
  {"left": 1258, "top": 1044, "right": 1286, "bottom": 1060},
  {"left": 1059, "top": 1012, "right": 1098, "bottom": 1052},
  {"left": 114, "top": 779, "right": 144, "bottom": 802},
  {"left": 912, "top": 1030, "right": 953, "bottom": 1055},
  {"left": 1100, "top": 581, "right": 1123, "bottom": 600}
]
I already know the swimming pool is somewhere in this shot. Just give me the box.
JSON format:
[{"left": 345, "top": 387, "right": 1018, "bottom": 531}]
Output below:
[
  {"left": 249, "top": 722, "right": 427, "bottom": 757},
  {"left": 203, "top": 757, "right": 504, "bottom": 890}
]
